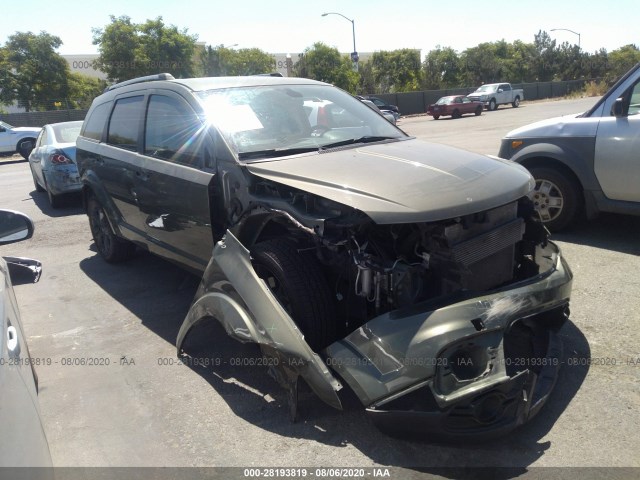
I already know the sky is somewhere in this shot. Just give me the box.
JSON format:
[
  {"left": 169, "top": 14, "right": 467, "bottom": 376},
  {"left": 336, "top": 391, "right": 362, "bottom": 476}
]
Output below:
[{"left": 2, "top": 0, "right": 637, "bottom": 57}]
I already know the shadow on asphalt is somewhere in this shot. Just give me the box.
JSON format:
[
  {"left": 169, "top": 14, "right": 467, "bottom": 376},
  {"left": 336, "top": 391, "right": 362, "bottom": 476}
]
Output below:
[
  {"left": 552, "top": 213, "right": 640, "bottom": 256},
  {"left": 29, "top": 189, "right": 83, "bottom": 217},
  {"left": 77, "top": 242, "right": 591, "bottom": 475}
]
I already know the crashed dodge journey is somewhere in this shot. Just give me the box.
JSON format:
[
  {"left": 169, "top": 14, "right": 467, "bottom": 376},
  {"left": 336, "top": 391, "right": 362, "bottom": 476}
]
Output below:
[{"left": 76, "top": 73, "right": 573, "bottom": 438}]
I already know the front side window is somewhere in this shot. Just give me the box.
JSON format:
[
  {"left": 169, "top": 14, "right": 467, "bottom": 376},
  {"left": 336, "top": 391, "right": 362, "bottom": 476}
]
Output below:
[
  {"left": 144, "top": 95, "right": 203, "bottom": 166},
  {"left": 107, "top": 96, "right": 144, "bottom": 151}
]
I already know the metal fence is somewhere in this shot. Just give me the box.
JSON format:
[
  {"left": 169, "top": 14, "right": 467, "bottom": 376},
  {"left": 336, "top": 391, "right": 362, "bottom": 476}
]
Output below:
[
  {"left": 372, "top": 78, "right": 599, "bottom": 115},
  {"left": 0, "top": 109, "right": 88, "bottom": 127}
]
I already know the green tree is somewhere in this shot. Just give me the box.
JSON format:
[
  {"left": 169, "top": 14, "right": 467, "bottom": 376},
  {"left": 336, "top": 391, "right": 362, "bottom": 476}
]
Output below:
[
  {"left": 294, "top": 42, "right": 358, "bottom": 93},
  {"left": 199, "top": 45, "right": 274, "bottom": 76},
  {"left": 423, "top": 46, "right": 461, "bottom": 89},
  {"left": 608, "top": 45, "right": 640, "bottom": 80},
  {"left": 0, "top": 31, "right": 69, "bottom": 111},
  {"left": 92, "top": 15, "right": 197, "bottom": 82},
  {"left": 371, "top": 49, "right": 422, "bottom": 93},
  {"left": 68, "top": 73, "right": 107, "bottom": 109}
]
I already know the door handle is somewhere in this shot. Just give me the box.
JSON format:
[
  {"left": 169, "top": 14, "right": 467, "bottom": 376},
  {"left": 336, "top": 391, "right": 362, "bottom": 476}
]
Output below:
[{"left": 7, "top": 326, "right": 18, "bottom": 352}]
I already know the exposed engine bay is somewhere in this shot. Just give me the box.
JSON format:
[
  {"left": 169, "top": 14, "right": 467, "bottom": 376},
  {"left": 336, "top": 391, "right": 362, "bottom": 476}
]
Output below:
[{"left": 244, "top": 178, "right": 548, "bottom": 338}]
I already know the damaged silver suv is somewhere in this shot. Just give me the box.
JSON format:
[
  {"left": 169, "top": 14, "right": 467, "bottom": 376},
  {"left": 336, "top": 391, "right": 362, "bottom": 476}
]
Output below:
[{"left": 76, "top": 73, "right": 573, "bottom": 438}]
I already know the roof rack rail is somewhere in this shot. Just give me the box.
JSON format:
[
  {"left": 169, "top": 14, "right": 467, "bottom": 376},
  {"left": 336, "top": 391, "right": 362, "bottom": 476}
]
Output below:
[
  {"left": 252, "top": 72, "right": 284, "bottom": 77},
  {"left": 104, "top": 73, "right": 176, "bottom": 92}
]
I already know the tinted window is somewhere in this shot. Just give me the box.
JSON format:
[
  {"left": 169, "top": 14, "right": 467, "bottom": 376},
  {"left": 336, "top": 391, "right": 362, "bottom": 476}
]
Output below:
[
  {"left": 82, "top": 102, "right": 111, "bottom": 141},
  {"left": 108, "top": 96, "right": 144, "bottom": 151},
  {"left": 144, "top": 95, "right": 202, "bottom": 166}
]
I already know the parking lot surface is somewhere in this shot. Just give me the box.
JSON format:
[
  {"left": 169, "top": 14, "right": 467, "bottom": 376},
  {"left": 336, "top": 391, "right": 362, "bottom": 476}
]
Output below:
[{"left": 1, "top": 97, "right": 639, "bottom": 475}]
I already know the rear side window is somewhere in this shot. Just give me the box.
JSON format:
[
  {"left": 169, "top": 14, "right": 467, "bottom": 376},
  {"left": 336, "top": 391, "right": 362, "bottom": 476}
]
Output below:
[
  {"left": 82, "top": 102, "right": 111, "bottom": 141},
  {"left": 144, "top": 95, "right": 202, "bottom": 166},
  {"left": 107, "top": 96, "right": 144, "bottom": 151}
]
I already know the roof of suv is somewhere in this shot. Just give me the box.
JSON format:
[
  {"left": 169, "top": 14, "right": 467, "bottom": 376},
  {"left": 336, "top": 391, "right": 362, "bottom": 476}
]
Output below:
[{"left": 102, "top": 74, "right": 329, "bottom": 96}]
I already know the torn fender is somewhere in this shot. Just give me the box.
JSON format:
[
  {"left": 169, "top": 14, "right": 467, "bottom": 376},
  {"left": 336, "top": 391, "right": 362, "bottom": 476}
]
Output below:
[{"left": 176, "top": 230, "right": 343, "bottom": 410}]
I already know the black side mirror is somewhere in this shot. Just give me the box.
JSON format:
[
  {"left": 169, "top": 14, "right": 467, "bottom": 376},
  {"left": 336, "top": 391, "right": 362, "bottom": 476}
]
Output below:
[
  {"left": 611, "top": 97, "right": 625, "bottom": 117},
  {"left": 0, "top": 210, "right": 34, "bottom": 246}
]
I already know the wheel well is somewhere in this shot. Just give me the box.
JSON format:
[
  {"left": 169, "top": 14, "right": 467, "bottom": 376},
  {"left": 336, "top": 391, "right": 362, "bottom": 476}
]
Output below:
[
  {"left": 16, "top": 137, "right": 36, "bottom": 150},
  {"left": 519, "top": 157, "right": 583, "bottom": 190}
]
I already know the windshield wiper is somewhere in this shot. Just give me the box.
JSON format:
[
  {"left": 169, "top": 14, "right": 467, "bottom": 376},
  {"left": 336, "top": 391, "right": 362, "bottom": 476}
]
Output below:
[
  {"left": 320, "top": 136, "right": 399, "bottom": 150},
  {"left": 238, "top": 147, "right": 320, "bottom": 160}
]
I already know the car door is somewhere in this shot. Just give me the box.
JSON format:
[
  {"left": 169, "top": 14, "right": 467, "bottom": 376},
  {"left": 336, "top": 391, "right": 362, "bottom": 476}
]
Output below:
[
  {"left": 503, "top": 84, "right": 513, "bottom": 104},
  {"left": 135, "top": 91, "right": 215, "bottom": 271},
  {"left": 461, "top": 96, "right": 474, "bottom": 114},
  {"left": 0, "top": 262, "right": 52, "bottom": 467},
  {"left": 0, "top": 122, "right": 11, "bottom": 152},
  {"left": 102, "top": 94, "right": 150, "bottom": 237},
  {"left": 594, "top": 78, "right": 640, "bottom": 202}
]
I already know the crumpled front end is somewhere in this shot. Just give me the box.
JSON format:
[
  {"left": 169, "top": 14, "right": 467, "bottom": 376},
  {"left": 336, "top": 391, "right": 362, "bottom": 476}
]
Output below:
[
  {"left": 176, "top": 173, "right": 573, "bottom": 437},
  {"left": 326, "top": 241, "right": 572, "bottom": 438}
]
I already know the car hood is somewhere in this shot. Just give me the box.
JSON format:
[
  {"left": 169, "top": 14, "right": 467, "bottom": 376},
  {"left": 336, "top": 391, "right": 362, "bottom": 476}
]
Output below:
[
  {"left": 246, "top": 139, "right": 534, "bottom": 224},
  {"left": 504, "top": 113, "right": 599, "bottom": 139},
  {"left": 11, "top": 127, "right": 41, "bottom": 134}
]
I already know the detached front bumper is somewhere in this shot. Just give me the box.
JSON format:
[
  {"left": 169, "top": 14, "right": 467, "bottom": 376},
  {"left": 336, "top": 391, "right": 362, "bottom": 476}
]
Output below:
[{"left": 325, "top": 242, "right": 572, "bottom": 438}]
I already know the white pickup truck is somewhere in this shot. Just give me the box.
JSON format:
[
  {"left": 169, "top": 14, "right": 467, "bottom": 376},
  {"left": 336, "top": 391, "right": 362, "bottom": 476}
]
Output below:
[
  {"left": 467, "top": 83, "right": 524, "bottom": 111},
  {"left": 0, "top": 121, "right": 40, "bottom": 159}
]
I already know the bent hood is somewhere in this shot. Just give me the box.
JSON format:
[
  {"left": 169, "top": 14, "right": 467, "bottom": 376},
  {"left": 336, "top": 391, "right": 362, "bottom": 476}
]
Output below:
[
  {"left": 11, "top": 127, "right": 41, "bottom": 134},
  {"left": 246, "top": 139, "right": 534, "bottom": 224}
]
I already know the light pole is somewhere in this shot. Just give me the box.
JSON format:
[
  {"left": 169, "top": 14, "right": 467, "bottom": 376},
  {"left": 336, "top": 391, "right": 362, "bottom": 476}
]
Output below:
[
  {"left": 550, "top": 28, "right": 581, "bottom": 49},
  {"left": 321, "top": 12, "right": 358, "bottom": 71}
]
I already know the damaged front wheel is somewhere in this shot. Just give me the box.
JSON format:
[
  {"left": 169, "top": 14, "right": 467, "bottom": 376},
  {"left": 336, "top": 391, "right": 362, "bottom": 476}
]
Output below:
[{"left": 251, "top": 239, "right": 336, "bottom": 351}]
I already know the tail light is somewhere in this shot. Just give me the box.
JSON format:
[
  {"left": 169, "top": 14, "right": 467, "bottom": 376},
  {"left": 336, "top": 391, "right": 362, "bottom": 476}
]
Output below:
[{"left": 50, "top": 151, "right": 72, "bottom": 165}]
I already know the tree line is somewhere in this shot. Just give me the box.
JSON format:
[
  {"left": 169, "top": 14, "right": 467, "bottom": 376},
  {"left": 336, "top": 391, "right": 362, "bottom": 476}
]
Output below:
[{"left": 1, "top": 14, "right": 639, "bottom": 112}]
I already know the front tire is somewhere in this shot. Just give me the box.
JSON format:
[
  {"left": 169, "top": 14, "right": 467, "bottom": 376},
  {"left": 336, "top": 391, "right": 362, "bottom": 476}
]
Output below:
[
  {"left": 528, "top": 166, "right": 580, "bottom": 231},
  {"left": 452, "top": 109, "right": 461, "bottom": 119},
  {"left": 488, "top": 98, "right": 497, "bottom": 111},
  {"left": 432, "top": 115, "right": 440, "bottom": 120},
  {"left": 512, "top": 96, "right": 520, "bottom": 108},
  {"left": 251, "top": 239, "right": 336, "bottom": 351},
  {"left": 87, "top": 196, "right": 136, "bottom": 263}
]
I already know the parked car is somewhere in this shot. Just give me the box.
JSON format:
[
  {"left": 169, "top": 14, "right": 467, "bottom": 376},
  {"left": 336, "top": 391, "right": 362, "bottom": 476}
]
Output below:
[
  {"left": 499, "top": 62, "right": 640, "bottom": 231},
  {"left": 0, "top": 121, "right": 40, "bottom": 159},
  {"left": 360, "top": 95, "right": 401, "bottom": 119},
  {"left": 359, "top": 98, "right": 397, "bottom": 124},
  {"left": 427, "top": 95, "right": 483, "bottom": 120},
  {"left": 76, "top": 73, "right": 572, "bottom": 438},
  {"left": 29, "top": 121, "right": 83, "bottom": 208},
  {"left": 467, "top": 83, "right": 524, "bottom": 111},
  {"left": 0, "top": 209, "right": 52, "bottom": 467}
]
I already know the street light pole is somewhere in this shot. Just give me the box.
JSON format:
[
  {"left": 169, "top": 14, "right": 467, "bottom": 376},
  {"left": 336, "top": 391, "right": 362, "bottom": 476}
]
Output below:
[
  {"left": 550, "top": 28, "right": 581, "bottom": 49},
  {"left": 321, "top": 12, "right": 358, "bottom": 71}
]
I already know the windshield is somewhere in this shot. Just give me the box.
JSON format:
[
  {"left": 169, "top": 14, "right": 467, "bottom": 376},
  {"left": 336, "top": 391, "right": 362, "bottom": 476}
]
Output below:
[
  {"left": 436, "top": 96, "right": 456, "bottom": 105},
  {"left": 0, "top": 121, "right": 15, "bottom": 129},
  {"left": 476, "top": 85, "right": 496, "bottom": 93},
  {"left": 199, "top": 84, "right": 405, "bottom": 160}
]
